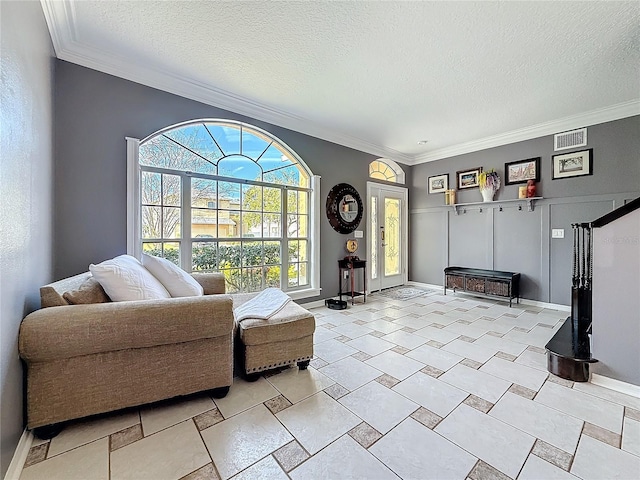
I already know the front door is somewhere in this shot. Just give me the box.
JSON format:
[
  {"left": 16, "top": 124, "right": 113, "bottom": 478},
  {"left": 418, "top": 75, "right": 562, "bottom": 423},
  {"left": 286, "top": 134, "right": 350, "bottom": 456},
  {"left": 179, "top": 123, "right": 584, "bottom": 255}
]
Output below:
[{"left": 367, "top": 182, "right": 408, "bottom": 292}]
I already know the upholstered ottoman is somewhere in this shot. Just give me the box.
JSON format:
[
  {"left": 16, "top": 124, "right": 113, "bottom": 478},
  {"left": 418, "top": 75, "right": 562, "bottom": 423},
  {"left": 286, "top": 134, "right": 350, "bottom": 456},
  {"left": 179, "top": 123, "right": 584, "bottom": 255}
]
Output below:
[{"left": 232, "top": 293, "right": 315, "bottom": 380}]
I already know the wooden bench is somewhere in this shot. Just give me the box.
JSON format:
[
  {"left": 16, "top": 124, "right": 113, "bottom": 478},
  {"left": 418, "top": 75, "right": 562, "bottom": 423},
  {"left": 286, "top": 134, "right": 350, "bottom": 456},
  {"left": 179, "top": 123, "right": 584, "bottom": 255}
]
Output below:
[{"left": 444, "top": 267, "right": 520, "bottom": 307}]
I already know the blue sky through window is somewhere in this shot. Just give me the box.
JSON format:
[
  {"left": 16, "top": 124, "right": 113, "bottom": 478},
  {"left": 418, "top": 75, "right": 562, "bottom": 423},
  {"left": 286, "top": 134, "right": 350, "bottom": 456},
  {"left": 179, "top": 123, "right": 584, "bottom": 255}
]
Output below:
[{"left": 140, "top": 122, "right": 307, "bottom": 190}]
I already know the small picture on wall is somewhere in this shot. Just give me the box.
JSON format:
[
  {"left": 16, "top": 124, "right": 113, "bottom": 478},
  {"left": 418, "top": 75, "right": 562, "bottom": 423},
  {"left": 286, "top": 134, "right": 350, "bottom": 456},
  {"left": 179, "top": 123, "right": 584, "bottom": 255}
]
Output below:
[
  {"left": 552, "top": 149, "right": 593, "bottom": 179},
  {"left": 428, "top": 174, "right": 448, "bottom": 194},
  {"left": 505, "top": 157, "right": 540, "bottom": 185},
  {"left": 456, "top": 167, "right": 481, "bottom": 189}
]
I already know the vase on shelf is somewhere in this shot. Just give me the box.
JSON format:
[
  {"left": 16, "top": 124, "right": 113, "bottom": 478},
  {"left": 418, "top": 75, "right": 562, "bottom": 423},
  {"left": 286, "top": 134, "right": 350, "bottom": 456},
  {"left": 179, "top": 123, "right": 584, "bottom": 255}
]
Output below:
[
  {"left": 478, "top": 170, "right": 501, "bottom": 203},
  {"left": 480, "top": 188, "right": 495, "bottom": 202}
]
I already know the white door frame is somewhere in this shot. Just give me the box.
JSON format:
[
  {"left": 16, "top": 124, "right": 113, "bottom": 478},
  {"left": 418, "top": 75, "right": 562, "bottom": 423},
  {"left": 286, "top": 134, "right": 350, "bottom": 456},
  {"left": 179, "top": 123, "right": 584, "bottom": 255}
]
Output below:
[{"left": 366, "top": 181, "right": 409, "bottom": 292}]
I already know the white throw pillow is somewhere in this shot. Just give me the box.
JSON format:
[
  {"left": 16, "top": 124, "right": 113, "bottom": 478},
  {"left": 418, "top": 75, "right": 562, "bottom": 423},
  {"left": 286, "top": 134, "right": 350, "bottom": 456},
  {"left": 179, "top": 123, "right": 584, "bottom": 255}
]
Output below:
[
  {"left": 89, "top": 254, "right": 171, "bottom": 302},
  {"left": 142, "top": 254, "right": 204, "bottom": 298}
]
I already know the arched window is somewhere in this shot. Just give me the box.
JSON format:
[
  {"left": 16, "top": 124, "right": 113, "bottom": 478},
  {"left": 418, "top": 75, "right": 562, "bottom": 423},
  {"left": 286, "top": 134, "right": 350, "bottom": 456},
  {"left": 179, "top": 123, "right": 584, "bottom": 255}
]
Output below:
[
  {"left": 369, "top": 158, "right": 405, "bottom": 184},
  {"left": 127, "top": 120, "right": 320, "bottom": 298}
]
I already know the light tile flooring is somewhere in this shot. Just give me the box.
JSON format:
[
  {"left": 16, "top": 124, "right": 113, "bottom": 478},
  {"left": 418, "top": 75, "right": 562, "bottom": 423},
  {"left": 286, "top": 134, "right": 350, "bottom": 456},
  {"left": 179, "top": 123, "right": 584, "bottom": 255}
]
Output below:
[{"left": 20, "top": 292, "right": 640, "bottom": 480}]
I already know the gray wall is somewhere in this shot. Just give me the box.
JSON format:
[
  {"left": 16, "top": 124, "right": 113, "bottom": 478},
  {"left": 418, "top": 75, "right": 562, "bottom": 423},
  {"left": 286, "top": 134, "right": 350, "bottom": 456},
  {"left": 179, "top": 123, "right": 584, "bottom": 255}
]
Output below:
[
  {"left": 54, "top": 61, "right": 407, "bottom": 302},
  {"left": 410, "top": 116, "right": 640, "bottom": 304},
  {"left": 0, "top": 1, "right": 55, "bottom": 475},
  {"left": 592, "top": 209, "right": 640, "bottom": 385}
]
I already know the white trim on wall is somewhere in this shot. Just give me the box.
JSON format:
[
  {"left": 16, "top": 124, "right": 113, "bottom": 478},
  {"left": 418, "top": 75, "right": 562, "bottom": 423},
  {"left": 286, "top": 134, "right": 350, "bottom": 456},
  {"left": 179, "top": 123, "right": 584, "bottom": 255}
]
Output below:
[
  {"left": 4, "top": 429, "right": 33, "bottom": 480},
  {"left": 590, "top": 374, "right": 640, "bottom": 399}
]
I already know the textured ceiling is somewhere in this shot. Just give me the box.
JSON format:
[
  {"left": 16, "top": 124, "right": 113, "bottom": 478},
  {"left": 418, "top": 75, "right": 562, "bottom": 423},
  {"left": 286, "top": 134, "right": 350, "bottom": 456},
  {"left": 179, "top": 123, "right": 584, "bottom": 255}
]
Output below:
[{"left": 42, "top": 1, "right": 640, "bottom": 164}]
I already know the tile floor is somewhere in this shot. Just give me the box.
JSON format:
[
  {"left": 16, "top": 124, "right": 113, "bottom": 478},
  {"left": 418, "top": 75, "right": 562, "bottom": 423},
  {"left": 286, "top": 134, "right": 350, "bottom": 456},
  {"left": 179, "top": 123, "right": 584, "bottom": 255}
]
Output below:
[{"left": 19, "top": 292, "right": 640, "bottom": 480}]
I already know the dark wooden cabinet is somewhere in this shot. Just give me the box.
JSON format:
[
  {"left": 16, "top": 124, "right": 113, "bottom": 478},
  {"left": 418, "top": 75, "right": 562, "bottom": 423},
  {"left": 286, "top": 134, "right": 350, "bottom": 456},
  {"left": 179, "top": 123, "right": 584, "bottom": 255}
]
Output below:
[{"left": 444, "top": 267, "right": 520, "bottom": 306}]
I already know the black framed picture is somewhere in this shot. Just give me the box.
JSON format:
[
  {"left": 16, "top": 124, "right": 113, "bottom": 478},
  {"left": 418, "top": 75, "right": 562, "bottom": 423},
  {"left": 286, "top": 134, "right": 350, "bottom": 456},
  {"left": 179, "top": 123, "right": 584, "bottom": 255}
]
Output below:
[
  {"left": 456, "top": 167, "right": 481, "bottom": 189},
  {"left": 428, "top": 174, "right": 448, "bottom": 194},
  {"left": 505, "top": 157, "right": 540, "bottom": 185},
  {"left": 552, "top": 149, "right": 593, "bottom": 180}
]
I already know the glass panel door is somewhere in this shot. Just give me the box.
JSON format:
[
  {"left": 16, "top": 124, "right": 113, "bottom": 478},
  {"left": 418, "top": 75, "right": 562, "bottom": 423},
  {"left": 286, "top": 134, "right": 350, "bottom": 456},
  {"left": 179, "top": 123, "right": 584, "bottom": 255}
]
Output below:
[
  {"left": 384, "top": 197, "right": 400, "bottom": 277},
  {"left": 367, "top": 183, "right": 407, "bottom": 291}
]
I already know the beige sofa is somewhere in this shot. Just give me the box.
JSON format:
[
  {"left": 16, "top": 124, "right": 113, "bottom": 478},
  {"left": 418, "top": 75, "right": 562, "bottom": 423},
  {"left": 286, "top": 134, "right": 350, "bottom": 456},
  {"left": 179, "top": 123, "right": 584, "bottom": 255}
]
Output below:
[{"left": 19, "top": 272, "right": 234, "bottom": 438}]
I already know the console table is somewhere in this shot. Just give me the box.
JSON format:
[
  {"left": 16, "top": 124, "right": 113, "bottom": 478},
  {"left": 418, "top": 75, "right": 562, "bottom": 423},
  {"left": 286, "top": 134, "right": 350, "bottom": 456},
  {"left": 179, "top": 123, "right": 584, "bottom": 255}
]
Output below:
[
  {"left": 444, "top": 267, "right": 520, "bottom": 306},
  {"left": 338, "top": 258, "right": 366, "bottom": 305}
]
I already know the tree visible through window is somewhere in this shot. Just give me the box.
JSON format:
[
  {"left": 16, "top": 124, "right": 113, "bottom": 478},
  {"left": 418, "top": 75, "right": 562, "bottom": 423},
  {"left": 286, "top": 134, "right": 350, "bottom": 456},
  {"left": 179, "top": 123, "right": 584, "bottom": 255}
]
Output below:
[{"left": 135, "top": 120, "right": 314, "bottom": 294}]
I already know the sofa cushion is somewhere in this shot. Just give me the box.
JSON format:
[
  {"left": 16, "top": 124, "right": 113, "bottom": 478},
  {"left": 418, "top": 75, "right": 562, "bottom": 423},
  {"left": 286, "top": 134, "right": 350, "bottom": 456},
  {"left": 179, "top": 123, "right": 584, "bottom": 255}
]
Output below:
[
  {"left": 142, "top": 254, "right": 204, "bottom": 297},
  {"left": 62, "top": 277, "right": 111, "bottom": 305},
  {"left": 89, "top": 255, "right": 170, "bottom": 302},
  {"left": 40, "top": 272, "right": 93, "bottom": 308}
]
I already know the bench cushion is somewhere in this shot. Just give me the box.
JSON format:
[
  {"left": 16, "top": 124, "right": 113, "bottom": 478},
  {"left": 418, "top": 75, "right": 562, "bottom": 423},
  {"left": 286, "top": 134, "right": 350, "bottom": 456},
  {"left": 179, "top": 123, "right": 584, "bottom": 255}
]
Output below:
[{"left": 233, "top": 293, "right": 315, "bottom": 346}]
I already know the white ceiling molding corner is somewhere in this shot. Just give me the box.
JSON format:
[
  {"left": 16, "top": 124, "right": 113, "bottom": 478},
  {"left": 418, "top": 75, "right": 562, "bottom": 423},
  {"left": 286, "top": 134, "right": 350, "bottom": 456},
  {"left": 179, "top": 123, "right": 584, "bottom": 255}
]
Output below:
[
  {"left": 413, "top": 100, "right": 640, "bottom": 165},
  {"left": 40, "top": 0, "right": 77, "bottom": 49}
]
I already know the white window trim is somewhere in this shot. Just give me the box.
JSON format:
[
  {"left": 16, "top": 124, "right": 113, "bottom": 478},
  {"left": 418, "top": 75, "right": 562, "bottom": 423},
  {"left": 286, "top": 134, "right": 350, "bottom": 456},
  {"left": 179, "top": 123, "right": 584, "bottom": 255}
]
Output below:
[
  {"left": 369, "top": 158, "right": 405, "bottom": 184},
  {"left": 126, "top": 136, "right": 321, "bottom": 298},
  {"left": 126, "top": 137, "right": 141, "bottom": 259}
]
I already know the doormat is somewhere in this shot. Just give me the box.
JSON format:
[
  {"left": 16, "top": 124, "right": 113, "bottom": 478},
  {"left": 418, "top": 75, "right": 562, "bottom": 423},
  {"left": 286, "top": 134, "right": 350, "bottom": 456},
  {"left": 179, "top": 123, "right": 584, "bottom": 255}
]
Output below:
[{"left": 377, "top": 286, "right": 437, "bottom": 301}]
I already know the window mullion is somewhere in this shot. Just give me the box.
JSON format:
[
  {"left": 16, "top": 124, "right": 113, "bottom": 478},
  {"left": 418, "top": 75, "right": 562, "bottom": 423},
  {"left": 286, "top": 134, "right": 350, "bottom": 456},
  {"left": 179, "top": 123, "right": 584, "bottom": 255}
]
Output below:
[
  {"left": 281, "top": 186, "right": 288, "bottom": 291},
  {"left": 181, "top": 174, "right": 191, "bottom": 270}
]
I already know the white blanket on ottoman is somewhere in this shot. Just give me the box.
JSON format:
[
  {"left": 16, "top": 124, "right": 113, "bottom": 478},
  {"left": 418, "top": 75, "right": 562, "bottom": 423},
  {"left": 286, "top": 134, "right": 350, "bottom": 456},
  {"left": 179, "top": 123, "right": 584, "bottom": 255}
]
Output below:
[{"left": 233, "top": 288, "right": 292, "bottom": 322}]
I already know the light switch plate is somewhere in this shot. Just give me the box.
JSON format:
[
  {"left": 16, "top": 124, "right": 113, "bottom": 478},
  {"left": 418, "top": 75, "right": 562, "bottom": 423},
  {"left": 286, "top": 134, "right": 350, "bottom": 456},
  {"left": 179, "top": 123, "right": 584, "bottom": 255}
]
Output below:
[
  {"left": 552, "top": 229, "right": 564, "bottom": 239},
  {"left": 354, "top": 230, "right": 364, "bottom": 238}
]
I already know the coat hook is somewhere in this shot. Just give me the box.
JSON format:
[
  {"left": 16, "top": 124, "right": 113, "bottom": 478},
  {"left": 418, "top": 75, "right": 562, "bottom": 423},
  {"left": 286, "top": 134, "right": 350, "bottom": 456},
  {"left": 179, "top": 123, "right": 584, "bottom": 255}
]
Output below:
[
  {"left": 463, "top": 208, "right": 467, "bottom": 214},
  {"left": 518, "top": 204, "right": 522, "bottom": 211},
  {"left": 479, "top": 207, "right": 483, "bottom": 213},
  {"left": 499, "top": 205, "right": 503, "bottom": 212}
]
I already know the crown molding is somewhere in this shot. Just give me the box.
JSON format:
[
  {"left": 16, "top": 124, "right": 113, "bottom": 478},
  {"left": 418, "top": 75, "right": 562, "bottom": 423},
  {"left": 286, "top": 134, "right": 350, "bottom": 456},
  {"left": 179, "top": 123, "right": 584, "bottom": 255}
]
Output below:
[
  {"left": 40, "top": 1, "right": 639, "bottom": 169},
  {"left": 40, "top": 0, "right": 77, "bottom": 49},
  {"left": 413, "top": 100, "right": 640, "bottom": 164},
  {"left": 41, "top": 2, "right": 413, "bottom": 165}
]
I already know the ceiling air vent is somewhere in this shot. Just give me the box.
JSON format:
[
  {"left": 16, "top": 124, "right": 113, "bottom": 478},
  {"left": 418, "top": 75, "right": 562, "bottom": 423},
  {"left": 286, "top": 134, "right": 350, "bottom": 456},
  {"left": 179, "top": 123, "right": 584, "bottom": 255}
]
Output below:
[{"left": 554, "top": 128, "right": 587, "bottom": 151}]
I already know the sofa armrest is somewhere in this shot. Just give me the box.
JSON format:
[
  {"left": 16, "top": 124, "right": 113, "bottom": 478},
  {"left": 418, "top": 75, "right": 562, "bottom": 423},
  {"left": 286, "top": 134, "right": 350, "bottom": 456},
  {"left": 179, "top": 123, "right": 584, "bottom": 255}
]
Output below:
[
  {"left": 19, "top": 295, "right": 234, "bottom": 362},
  {"left": 191, "top": 272, "right": 226, "bottom": 295}
]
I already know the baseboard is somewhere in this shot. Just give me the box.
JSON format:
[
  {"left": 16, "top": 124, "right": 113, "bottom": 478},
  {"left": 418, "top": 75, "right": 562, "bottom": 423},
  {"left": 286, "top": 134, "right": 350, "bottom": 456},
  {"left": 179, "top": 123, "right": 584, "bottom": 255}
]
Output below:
[
  {"left": 4, "top": 429, "right": 32, "bottom": 480},
  {"left": 590, "top": 373, "right": 640, "bottom": 399},
  {"left": 407, "top": 281, "right": 570, "bottom": 312},
  {"left": 406, "top": 281, "right": 443, "bottom": 291},
  {"left": 302, "top": 283, "right": 571, "bottom": 313},
  {"left": 298, "top": 298, "right": 328, "bottom": 309}
]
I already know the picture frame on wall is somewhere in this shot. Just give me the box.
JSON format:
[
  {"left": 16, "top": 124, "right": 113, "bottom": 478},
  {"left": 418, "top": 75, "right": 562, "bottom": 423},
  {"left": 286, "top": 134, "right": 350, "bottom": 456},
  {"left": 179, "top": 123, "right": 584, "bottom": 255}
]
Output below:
[
  {"left": 504, "top": 157, "right": 541, "bottom": 185},
  {"left": 552, "top": 149, "right": 593, "bottom": 180},
  {"left": 456, "top": 167, "right": 481, "bottom": 189},
  {"left": 428, "top": 174, "right": 448, "bottom": 194}
]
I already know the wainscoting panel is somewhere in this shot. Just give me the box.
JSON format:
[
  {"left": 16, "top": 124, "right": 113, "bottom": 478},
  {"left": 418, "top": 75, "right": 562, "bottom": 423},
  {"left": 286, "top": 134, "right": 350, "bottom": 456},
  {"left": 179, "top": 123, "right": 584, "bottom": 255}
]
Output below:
[
  {"left": 449, "top": 208, "right": 492, "bottom": 270},
  {"left": 410, "top": 211, "right": 448, "bottom": 286},
  {"left": 493, "top": 206, "right": 543, "bottom": 301}
]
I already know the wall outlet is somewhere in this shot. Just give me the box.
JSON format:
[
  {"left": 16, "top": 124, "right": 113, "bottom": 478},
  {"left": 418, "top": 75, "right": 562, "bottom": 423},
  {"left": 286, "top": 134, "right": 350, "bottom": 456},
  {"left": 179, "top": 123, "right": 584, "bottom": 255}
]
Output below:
[
  {"left": 552, "top": 228, "right": 565, "bottom": 239},
  {"left": 354, "top": 230, "right": 363, "bottom": 238}
]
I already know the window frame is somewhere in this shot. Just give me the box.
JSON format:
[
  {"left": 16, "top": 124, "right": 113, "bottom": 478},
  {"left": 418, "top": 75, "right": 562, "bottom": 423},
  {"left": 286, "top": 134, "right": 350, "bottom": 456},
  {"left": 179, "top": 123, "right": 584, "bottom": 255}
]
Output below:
[
  {"left": 369, "top": 158, "right": 405, "bottom": 184},
  {"left": 126, "top": 119, "right": 321, "bottom": 300}
]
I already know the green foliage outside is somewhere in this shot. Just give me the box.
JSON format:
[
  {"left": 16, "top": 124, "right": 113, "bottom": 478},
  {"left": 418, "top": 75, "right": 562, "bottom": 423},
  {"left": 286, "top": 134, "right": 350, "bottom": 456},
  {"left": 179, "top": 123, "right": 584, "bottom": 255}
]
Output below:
[{"left": 145, "top": 242, "right": 300, "bottom": 293}]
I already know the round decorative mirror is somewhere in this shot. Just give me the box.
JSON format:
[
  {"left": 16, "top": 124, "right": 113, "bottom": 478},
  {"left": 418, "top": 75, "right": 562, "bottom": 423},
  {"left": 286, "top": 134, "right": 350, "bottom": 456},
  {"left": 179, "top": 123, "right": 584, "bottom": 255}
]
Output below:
[{"left": 326, "top": 183, "right": 363, "bottom": 234}]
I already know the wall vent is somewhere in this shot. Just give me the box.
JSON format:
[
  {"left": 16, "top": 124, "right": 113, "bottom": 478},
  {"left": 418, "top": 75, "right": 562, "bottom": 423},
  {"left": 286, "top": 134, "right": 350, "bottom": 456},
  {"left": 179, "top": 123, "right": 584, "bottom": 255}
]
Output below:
[{"left": 554, "top": 128, "right": 587, "bottom": 151}]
